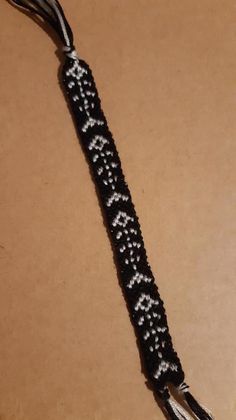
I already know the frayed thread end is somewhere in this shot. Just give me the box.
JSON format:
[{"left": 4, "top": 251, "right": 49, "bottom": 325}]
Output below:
[
  {"left": 178, "top": 383, "right": 214, "bottom": 420},
  {"left": 164, "top": 397, "right": 192, "bottom": 420}
]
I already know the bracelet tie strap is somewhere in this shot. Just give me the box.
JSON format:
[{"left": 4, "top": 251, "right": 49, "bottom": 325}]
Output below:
[{"left": 8, "top": 1, "right": 213, "bottom": 419}]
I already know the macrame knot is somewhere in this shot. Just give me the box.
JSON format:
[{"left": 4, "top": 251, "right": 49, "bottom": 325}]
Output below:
[
  {"left": 178, "top": 382, "right": 189, "bottom": 393},
  {"left": 62, "top": 45, "right": 78, "bottom": 60},
  {"left": 159, "top": 386, "right": 171, "bottom": 401}
]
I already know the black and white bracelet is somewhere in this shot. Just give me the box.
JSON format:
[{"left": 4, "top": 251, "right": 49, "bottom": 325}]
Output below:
[{"left": 8, "top": 2, "right": 213, "bottom": 419}]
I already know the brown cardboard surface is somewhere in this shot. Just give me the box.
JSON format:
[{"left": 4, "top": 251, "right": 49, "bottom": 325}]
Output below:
[{"left": 0, "top": 1, "right": 235, "bottom": 419}]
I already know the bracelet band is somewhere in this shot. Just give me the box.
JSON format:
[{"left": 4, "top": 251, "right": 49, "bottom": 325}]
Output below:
[{"left": 8, "top": 2, "right": 213, "bottom": 419}]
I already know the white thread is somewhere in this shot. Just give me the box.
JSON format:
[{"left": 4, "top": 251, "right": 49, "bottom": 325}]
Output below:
[
  {"left": 116, "top": 231, "right": 122, "bottom": 240},
  {"left": 112, "top": 211, "right": 134, "bottom": 228},
  {"left": 167, "top": 398, "right": 192, "bottom": 420},
  {"left": 106, "top": 192, "right": 129, "bottom": 207},
  {"left": 153, "top": 361, "right": 178, "bottom": 380},
  {"left": 50, "top": 0, "right": 71, "bottom": 48},
  {"left": 68, "top": 81, "right": 75, "bottom": 88},
  {"left": 88, "top": 135, "right": 108, "bottom": 151},
  {"left": 138, "top": 316, "right": 145, "bottom": 326},
  {"left": 62, "top": 47, "right": 79, "bottom": 60},
  {"left": 82, "top": 117, "right": 104, "bottom": 133},
  {"left": 127, "top": 272, "right": 152, "bottom": 289},
  {"left": 134, "top": 293, "right": 159, "bottom": 312},
  {"left": 153, "top": 360, "right": 169, "bottom": 379}
]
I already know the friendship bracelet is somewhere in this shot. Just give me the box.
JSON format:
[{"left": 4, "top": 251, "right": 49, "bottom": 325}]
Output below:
[{"left": 8, "top": 2, "right": 213, "bottom": 419}]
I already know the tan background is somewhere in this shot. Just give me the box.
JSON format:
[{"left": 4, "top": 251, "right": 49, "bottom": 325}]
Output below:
[{"left": 0, "top": 1, "right": 235, "bottom": 419}]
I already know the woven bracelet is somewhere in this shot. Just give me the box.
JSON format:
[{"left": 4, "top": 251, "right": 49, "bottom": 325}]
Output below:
[{"left": 8, "top": 2, "right": 213, "bottom": 419}]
